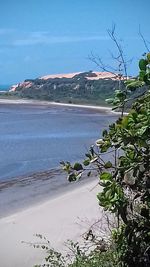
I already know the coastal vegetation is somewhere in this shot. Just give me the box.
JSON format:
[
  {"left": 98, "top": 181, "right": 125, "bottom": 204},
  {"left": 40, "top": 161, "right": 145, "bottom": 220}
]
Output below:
[
  {"left": 33, "top": 28, "right": 150, "bottom": 266},
  {"left": 60, "top": 52, "right": 150, "bottom": 266},
  {"left": 5, "top": 71, "right": 119, "bottom": 106},
  {"left": 0, "top": 2, "right": 148, "bottom": 267}
]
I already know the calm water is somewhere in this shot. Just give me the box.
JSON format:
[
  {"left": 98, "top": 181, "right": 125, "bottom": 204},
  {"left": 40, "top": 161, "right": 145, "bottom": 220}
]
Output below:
[
  {"left": 0, "top": 103, "right": 116, "bottom": 181},
  {"left": 0, "top": 103, "right": 118, "bottom": 216}
]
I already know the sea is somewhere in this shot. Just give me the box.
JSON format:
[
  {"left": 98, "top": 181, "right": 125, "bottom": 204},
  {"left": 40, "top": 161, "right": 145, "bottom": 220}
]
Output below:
[
  {"left": 0, "top": 103, "right": 117, "bottom": 217},
  {"left": 0, "top": 85, "right": 10, "bottom": 91}
]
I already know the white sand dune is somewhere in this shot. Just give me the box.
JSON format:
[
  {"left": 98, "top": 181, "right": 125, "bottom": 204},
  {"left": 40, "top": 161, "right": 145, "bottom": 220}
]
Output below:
[
  {"left": 40, "top": 71, "right": 117, "bottom": 80},
  {"left": 40, "top": 72, "right": 82, "bottom": 80},
  {"left": 0, "top": 180, "right": 102, "bottom": 267},
  {"left": 10, "top": 71, "right": 121, "bottom": 92}
]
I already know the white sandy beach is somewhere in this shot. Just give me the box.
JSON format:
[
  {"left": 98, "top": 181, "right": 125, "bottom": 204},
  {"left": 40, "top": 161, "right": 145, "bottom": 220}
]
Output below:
[
  {"left": 0, "top": 98, "right": 114, "bottom": 112},
  {"left": 0, "top": 180, "right": 102, "bottom": 267},
  {"left": 0, "top": 98, "right": 128, "bottom": 116},
  {"left": 0, "top": 97, "right": 120, "bottom": 267}
]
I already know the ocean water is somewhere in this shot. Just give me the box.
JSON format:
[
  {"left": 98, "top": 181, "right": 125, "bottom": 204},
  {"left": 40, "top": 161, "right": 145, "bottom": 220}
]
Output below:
[
  {"left": 0, "top": 85, "right": 10, "bottom": 91},
  {"left": 0, "top": 103, "right": 117, "bottom": 181},
  {"left": 0, "top": 103, "right": 117, "bottom": 216}
]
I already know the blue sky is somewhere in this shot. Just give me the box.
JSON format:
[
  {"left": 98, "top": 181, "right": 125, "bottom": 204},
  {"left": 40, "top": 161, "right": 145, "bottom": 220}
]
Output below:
[{"left": 0, "top": 0, "right": 149, "bottom": 84}]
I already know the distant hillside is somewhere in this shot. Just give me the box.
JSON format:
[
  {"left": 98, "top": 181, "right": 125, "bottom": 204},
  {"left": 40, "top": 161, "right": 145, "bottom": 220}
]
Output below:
[{"left": 9, "top": 71, "right": 122, "bottom": 105}]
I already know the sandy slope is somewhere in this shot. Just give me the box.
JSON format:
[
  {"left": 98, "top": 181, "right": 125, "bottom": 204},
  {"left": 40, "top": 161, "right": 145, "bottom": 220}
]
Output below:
[
  {"left": 0, "top": 180, "right": 102, "bottom": 267},
  {"left": 40, "top": 71, "right": 117, "bottom": 80},
  {"left": 10, "top": 71, "right": 118, "bottom": 92}
]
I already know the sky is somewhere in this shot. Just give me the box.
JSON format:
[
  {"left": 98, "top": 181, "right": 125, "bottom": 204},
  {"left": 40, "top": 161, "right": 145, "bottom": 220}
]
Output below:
[{"left": 0, "top": 0, "right": 149, "bottom": 84}]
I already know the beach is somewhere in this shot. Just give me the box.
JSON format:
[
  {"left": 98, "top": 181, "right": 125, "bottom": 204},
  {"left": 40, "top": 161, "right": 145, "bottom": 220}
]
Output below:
[
  {"left": 0, "top": 99, "right": 115, "bottom": 266},
  {"left": 0, "top": 98, "right": 113, "bottom": 112},
  {"left": 0, "top": 179, "right": 102, "bottom": 267}
]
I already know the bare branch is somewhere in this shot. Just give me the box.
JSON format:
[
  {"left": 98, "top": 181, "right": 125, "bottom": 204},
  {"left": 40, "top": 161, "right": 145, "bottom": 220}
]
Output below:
[
  {"left": 89, "top": 52, "right": 121, "bottom": 79},
  {"left": 139, "top": 25, "right": 150, "bottom": 52},
  {"left": 89, "top": 24, "right": 133, "bottom": 116},
  {"left": 107, "top": 24, "right": 128, "bottom": 78}
]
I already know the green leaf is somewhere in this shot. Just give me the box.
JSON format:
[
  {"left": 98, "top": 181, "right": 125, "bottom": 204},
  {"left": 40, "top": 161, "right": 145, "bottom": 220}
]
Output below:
[
  {"left": 113, "top": 98, "right": 121, "bottom": 105},
  {"left": 100, "top": 145, "right": 109, "bottom": 153},
  {"left": 115, "top": 90, "right": 125, "bottom": 99},
  {"left": 137, "top": 126, "right": 148, "bottom": 136},
  {"left": 83, "top": 159, "right": 90, "bottom": 166},
  {"left": 67, "top": 173, "right": 77, "bottom": 182},
  {"left": 85, "top": 153, "right": 92, "bottom": 159},
  {"left": 127, "top": 150, "right": 135, "bottom": 160},
  {"left": 104, "top": 161, "right": 113, "bottom": 168},
  {"left": 139, "top": 59, "right": 148, "bottom": 71},
  {"left": 147, "top": 52, "right": 150, "bottom": 63},
  {"left": 105, "top": 98, "right": 114, "bottom": 104},
  {"left": 121, "top": 116, "right": 129, "bottom": 127},
  {"left": 100, "top": 172, "right": 112, "bottom": 181},
  {"left": 143, "top": 73, "right": 150, "bottom": 85},
  {"left": 102, "top": 129, "right": 108, "bottom": 137},
  {"left": 124, "top": 79, "right": 136, "bottom": 85},
  {"left": 139, "top": 70, "right": 146, "bottom": 81},
  {"left": 126, "top": 80, "right": 144, "bottom": 90},
  {"left": 73, "top": 162, "right": 83, "bottom": 171}
]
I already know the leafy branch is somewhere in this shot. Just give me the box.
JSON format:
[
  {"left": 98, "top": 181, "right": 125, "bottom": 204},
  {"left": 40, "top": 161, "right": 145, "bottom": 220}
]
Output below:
[{"left": 61, "top": 51, "right": 150, "bottom": 266}]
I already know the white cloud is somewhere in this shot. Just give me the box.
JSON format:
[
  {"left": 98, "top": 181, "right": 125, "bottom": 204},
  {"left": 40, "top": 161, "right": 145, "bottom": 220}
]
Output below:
[
  {"left": 13, "top": 32, "right": 110, "bottom": 46},
  {"left": 0, "top": 29, "right": 140, "bottom": 49}
]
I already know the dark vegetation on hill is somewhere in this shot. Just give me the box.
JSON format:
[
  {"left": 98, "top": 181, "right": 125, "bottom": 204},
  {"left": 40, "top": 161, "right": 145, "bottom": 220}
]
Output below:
[{"left": 9, "top": 72, "right": 120, "bottom": 105}]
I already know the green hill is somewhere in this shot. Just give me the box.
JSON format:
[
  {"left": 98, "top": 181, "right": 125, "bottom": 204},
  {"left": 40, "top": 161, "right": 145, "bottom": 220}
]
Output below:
[{"left": 8, "top": 71, "right": 121, "bottom": 105}]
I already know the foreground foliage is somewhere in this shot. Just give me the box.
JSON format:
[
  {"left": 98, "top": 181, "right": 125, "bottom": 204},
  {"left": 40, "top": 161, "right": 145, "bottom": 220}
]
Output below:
[
  {"left": 34, "top": 236, "right": 117, "bottom": 267},
  {"left": 69, "top": 250, "right": 117, "bottom": 267},
  {"left": 61, "top": 52, "right": 150, "bottom": 267},
  {"left": 33, "top": 31, "right": 150, "bottom": 265}
]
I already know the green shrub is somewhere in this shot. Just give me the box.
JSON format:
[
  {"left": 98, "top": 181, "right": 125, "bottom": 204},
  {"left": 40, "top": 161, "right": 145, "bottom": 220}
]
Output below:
[
  {"left": 62, "top": 53, "right": 150, "bottom": 267},
  {"left": 33, "top": 235, "right": 117, "bottom": 267}
]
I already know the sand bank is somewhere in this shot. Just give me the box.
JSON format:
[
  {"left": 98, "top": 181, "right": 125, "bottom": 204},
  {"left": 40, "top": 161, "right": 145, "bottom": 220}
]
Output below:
[
  {"left": 0, "top": 98, "right": 114, "bottom": 112},
  {"left": 0, "top": 180, "right": 102, "bottom": 267},
  {"left": 0, "top": 98, "right": 128, "bottom": 115}
]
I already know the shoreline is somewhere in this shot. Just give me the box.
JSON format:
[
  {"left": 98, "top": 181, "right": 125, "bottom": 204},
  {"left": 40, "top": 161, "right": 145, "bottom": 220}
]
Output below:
[
  {"left": 0, "top": 98, "right": 123, "bottom": 217},
  {"left": 0, "top": 98, "right": 116, "bottom": 218},
  {"left": 0, "top": 98, "right": 129, "bottom": 115},
  {"left": 0, "top": 167, "right": 96, "bottom": 219},
  {"left": 0, "top": 179, "right": 101, "bottom": 267},
  {"left": 0, "top": 98, "right": 110, "bottom": 266},
  {"left": 0, "top": 98, "right": 115, "bottom": 112}
]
